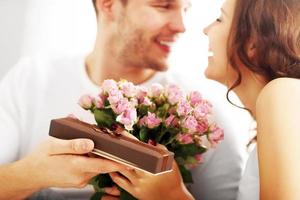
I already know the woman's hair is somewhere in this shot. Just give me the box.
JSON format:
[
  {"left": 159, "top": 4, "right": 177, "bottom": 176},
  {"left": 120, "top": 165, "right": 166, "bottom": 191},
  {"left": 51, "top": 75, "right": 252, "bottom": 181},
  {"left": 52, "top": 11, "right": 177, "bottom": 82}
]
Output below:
[
  {"left": 226, "top": 0, "right": 300, "bottom": 145},
  {"left": 227, "top": 0, "right": 300, "bottom": 94}
]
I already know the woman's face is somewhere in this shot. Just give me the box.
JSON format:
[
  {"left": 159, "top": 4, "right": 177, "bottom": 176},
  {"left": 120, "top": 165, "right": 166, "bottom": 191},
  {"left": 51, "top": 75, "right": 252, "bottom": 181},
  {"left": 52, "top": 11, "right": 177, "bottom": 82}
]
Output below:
[{"left": 203, "top": 0, "right": 237, "bottom": 85}]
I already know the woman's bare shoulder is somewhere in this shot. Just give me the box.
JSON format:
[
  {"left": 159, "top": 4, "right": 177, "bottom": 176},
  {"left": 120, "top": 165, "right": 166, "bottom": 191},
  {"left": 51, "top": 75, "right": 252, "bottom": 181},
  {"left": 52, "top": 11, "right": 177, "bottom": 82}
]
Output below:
[{"left": 256, "top": 78, "right": 300, "bottom": 113}]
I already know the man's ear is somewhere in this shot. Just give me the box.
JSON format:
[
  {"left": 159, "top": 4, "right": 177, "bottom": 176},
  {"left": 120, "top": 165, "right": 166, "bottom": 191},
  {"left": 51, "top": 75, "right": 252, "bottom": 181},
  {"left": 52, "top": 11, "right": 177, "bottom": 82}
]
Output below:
[{"left": 95, "top": 0, "right": 115, "bottom": 19}]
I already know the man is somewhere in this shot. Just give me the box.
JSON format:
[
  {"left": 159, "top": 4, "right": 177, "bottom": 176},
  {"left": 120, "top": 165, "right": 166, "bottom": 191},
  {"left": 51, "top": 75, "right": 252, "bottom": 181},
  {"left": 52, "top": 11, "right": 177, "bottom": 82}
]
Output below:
[{"left": 0, "top": 0, "right": 249, "bottom": 199}]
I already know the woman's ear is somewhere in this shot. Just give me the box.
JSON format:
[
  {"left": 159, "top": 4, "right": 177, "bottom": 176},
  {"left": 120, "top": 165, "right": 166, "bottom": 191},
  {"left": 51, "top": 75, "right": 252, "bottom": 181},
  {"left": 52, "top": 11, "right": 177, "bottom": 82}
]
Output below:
[{"left": 247, "top": 39, "right": 257, "bottom": 59}]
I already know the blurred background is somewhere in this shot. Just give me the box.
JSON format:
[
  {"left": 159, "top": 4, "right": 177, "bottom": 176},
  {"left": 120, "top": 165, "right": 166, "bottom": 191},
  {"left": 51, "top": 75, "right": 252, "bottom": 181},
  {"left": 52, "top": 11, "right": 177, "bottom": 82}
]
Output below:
[
  {"left": 0, "top": 0, "right": 253, "bottom": 153},
  {"left": 0, "top": 0, "right": 223, "bottom": 80}
]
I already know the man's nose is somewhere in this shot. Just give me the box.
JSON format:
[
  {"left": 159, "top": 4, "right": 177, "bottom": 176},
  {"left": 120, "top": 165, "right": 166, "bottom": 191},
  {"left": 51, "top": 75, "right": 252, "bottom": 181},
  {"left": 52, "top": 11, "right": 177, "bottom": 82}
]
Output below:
[{"left": 169, "top": 11, "right": 186, "bottom": 33}]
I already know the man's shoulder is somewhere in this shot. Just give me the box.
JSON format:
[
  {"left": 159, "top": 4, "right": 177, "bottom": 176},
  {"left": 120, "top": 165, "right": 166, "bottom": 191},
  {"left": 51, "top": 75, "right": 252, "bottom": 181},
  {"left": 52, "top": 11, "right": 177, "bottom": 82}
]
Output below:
[{"left": 8, "top": 54, "right": 85, "bottom": 80}]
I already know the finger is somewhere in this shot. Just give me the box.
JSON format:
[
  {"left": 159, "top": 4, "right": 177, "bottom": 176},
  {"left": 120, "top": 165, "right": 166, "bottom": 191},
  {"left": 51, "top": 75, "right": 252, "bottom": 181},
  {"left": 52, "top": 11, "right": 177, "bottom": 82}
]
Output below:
[
  {"left": 117, "top": 167, "right": 140, "bottom": 185},
  {"left": 101, "top": 195, "right": 119, "bottom": 200},
  {"left": 109, "top": 172, "right": 133, "bottom": 195},
  {"left": 103, "top": 186, "right": 120, "bottom": 196},
  {"left": 47, "top": 137, "right": 94, "bottom": 155},
  {"left": 129, "top": 167, "right": 151, "bottom": 178},
  {"left": 78, "top": 157, "right": 126, "bottom": 174},
  {"left": 157, "top": 144, "right": 168, "bottom": 150}
]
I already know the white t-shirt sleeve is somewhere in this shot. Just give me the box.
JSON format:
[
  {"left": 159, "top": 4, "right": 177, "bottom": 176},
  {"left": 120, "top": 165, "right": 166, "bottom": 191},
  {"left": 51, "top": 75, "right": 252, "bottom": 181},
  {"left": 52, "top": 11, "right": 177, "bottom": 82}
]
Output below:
[{"left": 0, "top": 58, "right": 33, "bottom": 164}]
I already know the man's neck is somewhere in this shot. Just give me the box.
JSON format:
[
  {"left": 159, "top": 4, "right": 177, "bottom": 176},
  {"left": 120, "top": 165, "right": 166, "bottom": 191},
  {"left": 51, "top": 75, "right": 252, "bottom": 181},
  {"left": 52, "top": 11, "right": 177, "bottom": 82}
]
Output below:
[{"left": 85, "top": 51, "right": 157, "bottom": 86}]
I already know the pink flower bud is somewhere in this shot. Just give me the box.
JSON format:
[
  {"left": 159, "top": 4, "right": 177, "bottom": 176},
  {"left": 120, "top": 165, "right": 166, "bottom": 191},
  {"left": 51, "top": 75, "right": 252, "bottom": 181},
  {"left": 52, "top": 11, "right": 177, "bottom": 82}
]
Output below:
[
  {"left": 78, "top": 94, "right": 93, "bottom": 110},
  {"left": 149, "top": 83, "right": 164, "bottom": 98},
  {"left": 165, "top": 114, "right": 175, "bottom": 127},
  {"left": 93, "top": 96, "right": 104, "bottom": 109},
  {"left": 147, "top": 139, "right": 157, "bottom": 146}
]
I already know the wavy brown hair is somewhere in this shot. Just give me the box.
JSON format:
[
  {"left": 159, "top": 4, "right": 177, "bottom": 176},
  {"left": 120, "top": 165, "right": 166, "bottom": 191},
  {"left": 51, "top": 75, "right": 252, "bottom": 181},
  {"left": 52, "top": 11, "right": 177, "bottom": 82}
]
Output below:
[
  {"left": 226, "top": 0, "right": 300, "bottom": 144},
  {"left": 227, "top": 0, "right": 300, "bottom": 99}
]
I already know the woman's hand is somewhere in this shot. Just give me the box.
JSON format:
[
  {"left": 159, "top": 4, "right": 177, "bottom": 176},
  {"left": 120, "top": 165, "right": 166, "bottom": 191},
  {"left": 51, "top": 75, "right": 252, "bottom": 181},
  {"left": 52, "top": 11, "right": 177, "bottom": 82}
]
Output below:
[{"left": 109, "top": 161, "right": 194, "bottom": 200}]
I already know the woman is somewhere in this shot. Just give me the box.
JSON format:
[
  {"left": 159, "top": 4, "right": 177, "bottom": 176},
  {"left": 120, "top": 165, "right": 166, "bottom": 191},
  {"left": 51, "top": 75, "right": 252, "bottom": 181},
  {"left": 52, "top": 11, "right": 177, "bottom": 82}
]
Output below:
[
  {"left": 203, "top": 0, "right": 300, "bottom": 199},
  {"left": 107, "top": 0, "right": 300, "bottom": 199}
]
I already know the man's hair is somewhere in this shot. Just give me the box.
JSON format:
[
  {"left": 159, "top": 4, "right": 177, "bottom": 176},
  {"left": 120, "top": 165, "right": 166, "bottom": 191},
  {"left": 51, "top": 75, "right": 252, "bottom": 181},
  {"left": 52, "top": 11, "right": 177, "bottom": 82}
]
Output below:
[{"left": 92, "top": 0, "right": 127, "bottom": 15}]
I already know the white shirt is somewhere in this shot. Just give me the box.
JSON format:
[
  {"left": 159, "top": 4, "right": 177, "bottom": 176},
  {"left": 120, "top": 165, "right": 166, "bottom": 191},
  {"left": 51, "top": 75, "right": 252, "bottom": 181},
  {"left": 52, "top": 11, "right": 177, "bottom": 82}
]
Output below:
[
  {"left": 0, "top": 55, "right": 251, "bottom": 200},
  {"left": 237, "top": 146, "right": 259, "bottom": 200}
]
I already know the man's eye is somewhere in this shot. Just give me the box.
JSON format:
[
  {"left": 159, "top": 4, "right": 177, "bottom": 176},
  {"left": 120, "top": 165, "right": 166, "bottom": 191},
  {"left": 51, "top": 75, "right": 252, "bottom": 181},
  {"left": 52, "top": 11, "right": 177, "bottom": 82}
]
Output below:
[{"left": 154, "top": 3, "right": 171, "bottom": 9}]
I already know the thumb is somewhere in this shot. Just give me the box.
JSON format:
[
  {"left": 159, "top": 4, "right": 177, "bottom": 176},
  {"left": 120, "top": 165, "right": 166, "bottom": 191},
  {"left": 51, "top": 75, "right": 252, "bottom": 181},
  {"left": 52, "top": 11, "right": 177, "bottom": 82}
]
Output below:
[
  {"left": 47, "top": 137, "right": 94, "bottom": 155},
  {"left": 156, "top": 143, "right": 168, "bottom": 150}
]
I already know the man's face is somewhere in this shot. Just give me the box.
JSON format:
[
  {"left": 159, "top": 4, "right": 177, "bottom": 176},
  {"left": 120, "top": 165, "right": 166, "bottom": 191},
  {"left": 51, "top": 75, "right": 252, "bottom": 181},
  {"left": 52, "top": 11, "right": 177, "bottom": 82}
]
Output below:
[{"left": 110, "top": 0, "right": 190, "bottom": 71}]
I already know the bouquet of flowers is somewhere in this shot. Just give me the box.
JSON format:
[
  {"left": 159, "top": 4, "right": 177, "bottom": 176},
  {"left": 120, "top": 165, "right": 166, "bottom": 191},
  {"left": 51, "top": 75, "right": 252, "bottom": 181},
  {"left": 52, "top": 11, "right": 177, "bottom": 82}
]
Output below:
[{"left": 79, "top": 79, "right": 224, "bottom": 200}]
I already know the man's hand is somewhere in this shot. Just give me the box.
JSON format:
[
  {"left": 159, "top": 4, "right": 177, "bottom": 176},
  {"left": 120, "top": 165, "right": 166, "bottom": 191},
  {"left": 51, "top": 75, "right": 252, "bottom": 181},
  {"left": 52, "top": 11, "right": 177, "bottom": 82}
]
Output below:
[{"left": 0, "top": 137, "right": 123, "bottom": 200}]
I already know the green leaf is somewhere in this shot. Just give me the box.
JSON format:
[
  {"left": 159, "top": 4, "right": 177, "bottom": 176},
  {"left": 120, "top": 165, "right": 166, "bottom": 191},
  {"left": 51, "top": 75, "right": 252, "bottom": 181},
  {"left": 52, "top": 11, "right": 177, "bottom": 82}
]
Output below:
[
  {"left": 179, "top": 164, "right": 193, "bottom": 183},
  {"left": 139, "top": 127, "right": 148, "bottom": 142},
  {"left": 161, "top": 127, "right": 180, "bottom": 145},
  {"left": 156, "top": 103, "right": 170, "bottom": 118},
  {"left": 138, "top": 105, "right": 149, "bottom": 116},
  {"left": 90, "top": 192, "right": 105, "bottom": 200},
  {"left": 120, "top": 188, "right": 138, "bottom": 200},
  {"left": 98, "top": 174, "right": 114, "bottom": 188},
  {"left": 174, "top": 144, "right": 207, "bottom": 159},
  {"left": 89, "top": 175, "right": 101, "bottom": 192},
  {"left": 94, "top": 109, "right": 115, "bottom": 128}
]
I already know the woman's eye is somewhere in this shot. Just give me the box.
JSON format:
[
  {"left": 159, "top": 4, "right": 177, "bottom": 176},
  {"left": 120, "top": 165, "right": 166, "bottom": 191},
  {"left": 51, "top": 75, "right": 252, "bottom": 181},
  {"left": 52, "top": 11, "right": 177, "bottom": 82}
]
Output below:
[{"left": 216, "top": 18, "right": 222, "bottom": 22}]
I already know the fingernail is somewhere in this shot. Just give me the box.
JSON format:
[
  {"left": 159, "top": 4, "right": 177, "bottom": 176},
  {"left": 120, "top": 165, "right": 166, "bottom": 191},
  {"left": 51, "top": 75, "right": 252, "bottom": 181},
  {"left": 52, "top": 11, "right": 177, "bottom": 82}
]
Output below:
[{"left": 81, "top": 140, "right": 94, "bottom": 151}]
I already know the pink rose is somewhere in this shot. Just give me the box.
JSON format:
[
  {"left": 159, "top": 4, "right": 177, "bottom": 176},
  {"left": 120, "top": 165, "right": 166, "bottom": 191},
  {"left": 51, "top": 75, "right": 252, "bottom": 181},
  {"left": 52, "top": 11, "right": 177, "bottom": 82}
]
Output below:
[
  {"left": 195, "top": 154, "right": 204, "bottom": 163},
  {"left": 208, "top": 124, "right": 224, "bottom": 147},
  {"left": 176, "top": 133, "right": 193, "bottom": 144},
  {"left": 107, "top": 89, "right": 123, "bottom": 105},
  {"left": 139, "top": 112, "right": 161, "bottom": 129},
  {"left": 111, "top": 98, "right": 130, "bottom": 114},
  {"left": 196, "top": 119, "right": 209, "bottom": 135},
  {"left": 116, "top": 109, "right": 137, "bottom": 130},
  {"left": 194, "top": 101, "right": 212, "bottom": 119},
  {"left": 189, "top": 91, "right": 203, "bottom": 106},
  {"left": 119, "top": 81, "right": 137, "bottom": 98},
  {"left": 102, "top": 79, "right": 118, "bottom": 93},
  {"left": 182, "top": 116, "right": 198, "bottom": 133},
  {"left": 136, "top": 86, "right": 148, "bottom": 103},
  {"left": 177, "top": 100, "right": 192, "bottom": 117},
  {"left": 166, "top": 84, "right": 183, "bottom": 105}
]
